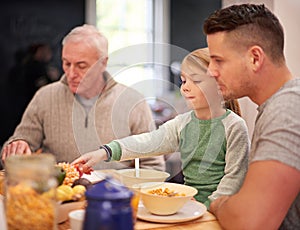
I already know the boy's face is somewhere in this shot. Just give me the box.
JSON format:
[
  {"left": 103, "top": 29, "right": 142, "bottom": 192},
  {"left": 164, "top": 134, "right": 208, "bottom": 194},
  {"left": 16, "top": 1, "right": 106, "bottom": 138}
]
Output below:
[{"left": 180, "top": 59, "right": 222, "bottom": 111}]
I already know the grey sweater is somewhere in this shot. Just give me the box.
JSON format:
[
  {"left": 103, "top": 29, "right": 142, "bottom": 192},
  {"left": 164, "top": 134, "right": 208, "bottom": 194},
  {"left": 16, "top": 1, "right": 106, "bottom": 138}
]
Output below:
[{"left": 1, "top": 72, "right": 165, "bottom": 170}]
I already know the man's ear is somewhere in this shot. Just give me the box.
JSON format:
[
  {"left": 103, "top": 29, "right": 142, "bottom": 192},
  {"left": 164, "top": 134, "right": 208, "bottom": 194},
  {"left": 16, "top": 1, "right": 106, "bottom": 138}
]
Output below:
[
  {"left": 101, "top": 56, "right": 108, "bottom": 71},
  {"left": 249, "top": 46, "right": 264, "bottom": 71}
]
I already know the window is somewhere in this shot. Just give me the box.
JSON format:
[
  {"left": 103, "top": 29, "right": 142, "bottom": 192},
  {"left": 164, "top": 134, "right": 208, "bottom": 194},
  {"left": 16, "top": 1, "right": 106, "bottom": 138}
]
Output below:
[
  {"left": 96, "top": 0, "right": 172, "bottom": 98},
  {"left": 96, "top": 0, "right": 153, "bottom": 54}
]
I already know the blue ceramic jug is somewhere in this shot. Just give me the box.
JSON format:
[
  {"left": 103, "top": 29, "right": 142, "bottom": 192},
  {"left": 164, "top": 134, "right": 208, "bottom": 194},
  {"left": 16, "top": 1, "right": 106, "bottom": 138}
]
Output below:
[{"left": 83, "top": 176, "right": 134, "bottom": 230}]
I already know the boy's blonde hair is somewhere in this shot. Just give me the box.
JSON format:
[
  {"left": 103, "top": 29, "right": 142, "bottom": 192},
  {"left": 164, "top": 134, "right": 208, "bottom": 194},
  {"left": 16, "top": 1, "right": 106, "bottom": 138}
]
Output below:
[{"left": 183, "top": 48, "right": 242, "bottom": 116}]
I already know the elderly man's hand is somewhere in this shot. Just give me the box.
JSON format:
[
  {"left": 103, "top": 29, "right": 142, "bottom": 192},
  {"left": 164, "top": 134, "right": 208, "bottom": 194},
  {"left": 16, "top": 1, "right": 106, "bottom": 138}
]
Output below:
[{"left": 1, "top": 140, "right": 32, "bottom": 162}]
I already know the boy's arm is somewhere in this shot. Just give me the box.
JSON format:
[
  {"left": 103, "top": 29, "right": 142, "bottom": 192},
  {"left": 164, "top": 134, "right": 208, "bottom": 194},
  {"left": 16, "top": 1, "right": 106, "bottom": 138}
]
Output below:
[{"left": 208, "top": 118, "right": 250, "bottom": 204}]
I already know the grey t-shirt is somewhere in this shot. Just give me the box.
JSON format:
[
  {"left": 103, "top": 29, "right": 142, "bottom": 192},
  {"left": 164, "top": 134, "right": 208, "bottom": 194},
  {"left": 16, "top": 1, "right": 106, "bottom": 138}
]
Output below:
[{"left": 250, "top": 78, "right": 300, "bottom": 229}]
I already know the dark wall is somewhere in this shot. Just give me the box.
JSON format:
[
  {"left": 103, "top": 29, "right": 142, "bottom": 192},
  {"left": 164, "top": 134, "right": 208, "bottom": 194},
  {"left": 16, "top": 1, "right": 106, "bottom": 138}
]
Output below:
[
  {"left": 0, "top": 0, "right": 85, "bottom": 146},
  {"left": 170, "top": 0, "right": 221, "bottom": 52},
  {"left": 169, "top": 0, "right": 221, "bottom": 88}
]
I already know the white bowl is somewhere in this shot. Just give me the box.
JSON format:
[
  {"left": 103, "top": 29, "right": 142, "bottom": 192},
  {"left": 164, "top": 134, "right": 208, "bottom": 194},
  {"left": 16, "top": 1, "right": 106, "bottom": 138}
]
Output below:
[
  {"left": 57, "top": 200, "right": 86, "bottom": 224},
  {"left": 137, "top": 182, "right": 198, "bottom": 215},
  {"left": 68, "top": 209, "right": 85, "bottom": 230},
  {"left": 117, "top": 169, "right": 170, "bottom": 187}
]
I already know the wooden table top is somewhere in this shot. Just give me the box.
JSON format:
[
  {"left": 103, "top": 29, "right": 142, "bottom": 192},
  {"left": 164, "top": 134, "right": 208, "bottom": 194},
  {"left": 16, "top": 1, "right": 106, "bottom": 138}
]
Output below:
[
  {"left": 1, "top": 169, "right": 222, "bottom": 230},
  {"left": 58, "top": 210, "right": 222, "bottom": 230},
  {"left": 57, "top": 169, "right": 222, "bottom": 230}
]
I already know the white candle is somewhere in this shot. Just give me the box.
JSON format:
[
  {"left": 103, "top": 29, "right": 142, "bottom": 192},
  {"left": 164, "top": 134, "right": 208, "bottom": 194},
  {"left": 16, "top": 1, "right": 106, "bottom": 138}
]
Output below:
[{"left": 135, "top": 158, "right": 140, "bottom": 177}]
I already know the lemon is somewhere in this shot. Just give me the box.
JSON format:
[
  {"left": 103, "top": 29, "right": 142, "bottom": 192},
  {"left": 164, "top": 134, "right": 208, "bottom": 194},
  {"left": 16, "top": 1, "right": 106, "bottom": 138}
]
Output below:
[
  {"left": 42, "top": 188, "right": 56, "bottom": 199},
  {"left": 56, "top": 185, "right": 74, "bottom": 201},
  {"left": 73, "top": 185, "right": 86, "bottom": 195}
]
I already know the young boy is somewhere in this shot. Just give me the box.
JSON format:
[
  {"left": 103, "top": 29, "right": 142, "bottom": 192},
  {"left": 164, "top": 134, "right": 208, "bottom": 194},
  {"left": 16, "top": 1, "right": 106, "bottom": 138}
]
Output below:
[{"left": 72, "top": 48, "right": 250, "bottom": 208}]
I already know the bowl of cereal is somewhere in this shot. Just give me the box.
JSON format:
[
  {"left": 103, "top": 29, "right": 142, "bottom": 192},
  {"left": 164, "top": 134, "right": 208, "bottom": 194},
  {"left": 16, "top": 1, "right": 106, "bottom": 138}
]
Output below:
[{"left": 136, "top": 182, "right": 198, "bottom": 215}]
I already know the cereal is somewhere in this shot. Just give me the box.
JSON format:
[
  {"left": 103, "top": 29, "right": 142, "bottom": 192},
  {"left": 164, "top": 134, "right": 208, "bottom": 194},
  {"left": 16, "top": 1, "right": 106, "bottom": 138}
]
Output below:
[
  {"left": 6, "top": 183, "right": 55, "bottom": 230},
  {"left": 147, "top": 187, "right": 186, "bottom": 197},
  {"left": 0, "top": 178, "right": 4, "bottom": 196}
]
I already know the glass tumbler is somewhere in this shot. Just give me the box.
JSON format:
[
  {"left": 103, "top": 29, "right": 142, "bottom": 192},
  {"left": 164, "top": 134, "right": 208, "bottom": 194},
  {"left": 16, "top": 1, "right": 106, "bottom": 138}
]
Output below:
[{"left": 4, "top": 154, "right": 57, "bottom": 230}]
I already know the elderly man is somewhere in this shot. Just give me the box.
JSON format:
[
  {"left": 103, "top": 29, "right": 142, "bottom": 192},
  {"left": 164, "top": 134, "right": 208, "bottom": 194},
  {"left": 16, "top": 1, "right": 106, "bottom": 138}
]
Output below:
[{"left": 1, "top": 24, "right": 165, "bottom": 171}]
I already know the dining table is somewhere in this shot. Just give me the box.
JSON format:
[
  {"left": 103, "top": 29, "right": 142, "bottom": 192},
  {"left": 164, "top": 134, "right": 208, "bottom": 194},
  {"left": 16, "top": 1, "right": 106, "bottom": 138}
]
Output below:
[
  {"left": 57, "top": 169, "right": 222, "bottom": 230},
  {"left": 58, "top": 210, "right": 222, "bottom": 230},
  {"left": 0, "top": 169, "right": 223, "bottom": 230}
]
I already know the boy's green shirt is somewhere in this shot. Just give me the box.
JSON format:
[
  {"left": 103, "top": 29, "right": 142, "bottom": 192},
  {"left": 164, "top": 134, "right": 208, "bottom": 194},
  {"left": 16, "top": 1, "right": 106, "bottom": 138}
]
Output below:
[{"left": 108, "top": 110, "right": 249, "bottom": 208}]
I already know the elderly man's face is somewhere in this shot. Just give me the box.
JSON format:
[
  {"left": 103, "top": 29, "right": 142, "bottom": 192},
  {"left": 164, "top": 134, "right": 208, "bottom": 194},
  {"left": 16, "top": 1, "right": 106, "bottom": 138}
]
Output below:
[{"left": 62, "top": 41, "right": 105, "bottom": 96}]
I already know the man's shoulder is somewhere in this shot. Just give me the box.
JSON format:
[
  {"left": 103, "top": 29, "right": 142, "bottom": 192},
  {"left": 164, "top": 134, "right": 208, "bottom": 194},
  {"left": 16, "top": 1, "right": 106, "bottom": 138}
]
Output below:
[
  {"left": 263, "top": 78, "right": 300, "bottom": 112},
  {"left": 40, "top": 79, "right": 63, "bottom": 89},
  {"left": 34, "top": 80, "right": 67, "bottom": 98},
  {"left": 275, "top": 78, "right": 300, "bottom": 97}
]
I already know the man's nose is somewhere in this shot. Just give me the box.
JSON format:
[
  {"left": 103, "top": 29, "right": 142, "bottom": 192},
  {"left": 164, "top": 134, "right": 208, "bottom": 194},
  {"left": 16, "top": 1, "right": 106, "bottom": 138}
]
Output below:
[
  {"left": 207, "top": 64, "right": 218, "bottom": 79},
  {"left": 67, "top": 65, "right": 78, "bottom": 79}
]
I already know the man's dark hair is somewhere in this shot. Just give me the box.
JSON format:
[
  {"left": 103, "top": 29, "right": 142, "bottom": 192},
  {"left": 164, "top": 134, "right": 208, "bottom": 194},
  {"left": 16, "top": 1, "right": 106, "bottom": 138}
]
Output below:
[{"left": 203, "top": 4, "right": 285, "bottom": 63}]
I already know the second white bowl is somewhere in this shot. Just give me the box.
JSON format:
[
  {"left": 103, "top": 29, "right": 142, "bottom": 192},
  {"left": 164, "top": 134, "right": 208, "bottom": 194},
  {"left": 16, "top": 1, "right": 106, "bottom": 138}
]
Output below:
[{"left": 117, "top": 169, "right": 170, "bottom": 187}]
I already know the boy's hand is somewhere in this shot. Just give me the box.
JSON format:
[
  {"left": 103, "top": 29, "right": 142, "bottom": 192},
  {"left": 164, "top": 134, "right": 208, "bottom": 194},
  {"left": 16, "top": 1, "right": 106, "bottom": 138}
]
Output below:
[{"left": 71, "top": 148, "right": 107, "bottom": 174}]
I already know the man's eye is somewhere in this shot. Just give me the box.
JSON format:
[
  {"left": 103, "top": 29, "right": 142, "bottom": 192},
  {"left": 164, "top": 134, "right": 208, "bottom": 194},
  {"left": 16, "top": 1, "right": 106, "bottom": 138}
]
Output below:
[
  {"left": 180, "top": 80, "right": 186, "bottom": 85},
  {"left": 63, "top": 62, "right": 71, "bottom": 68},
  {"left": 78, "top": 64, "right": 88, "bottom": 70}
]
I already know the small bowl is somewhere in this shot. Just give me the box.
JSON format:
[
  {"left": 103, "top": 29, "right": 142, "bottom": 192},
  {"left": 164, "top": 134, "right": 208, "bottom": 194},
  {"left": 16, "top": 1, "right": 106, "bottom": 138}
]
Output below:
[
  {"left": 57, "top": 200, "right": 86, "bottom": 224},
  {"left": 137, "top": 182, "right": 198, "bottom": 215},
  {"left": 68, "top": 209, "right": 85, "bottom": 230},
  {"left": 117, "top": 169, "right": 170, "bottom": 187}
]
